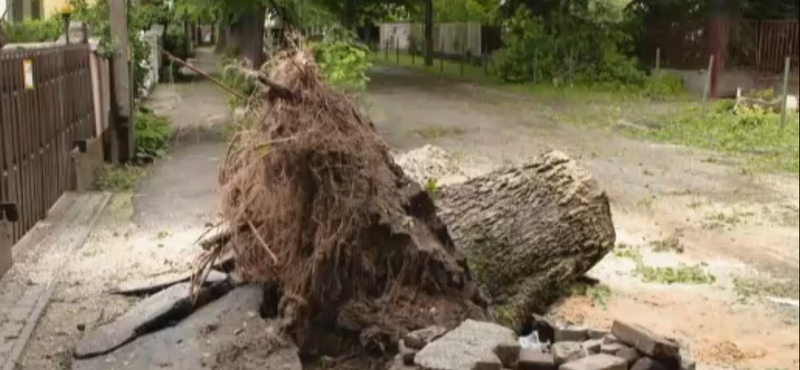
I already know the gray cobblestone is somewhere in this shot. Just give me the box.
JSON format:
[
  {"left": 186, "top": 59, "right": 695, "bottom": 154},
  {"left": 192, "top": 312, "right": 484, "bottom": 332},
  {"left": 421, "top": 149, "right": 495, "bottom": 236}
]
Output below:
[
  {"left": 17, "top": 286, "right": 45, "bottom": 307},
  {"left": 0, "top": 192, "right": 111, "bottom": 370},
  {"left": 1, "top": 321, "right": 24, "bottom": 340}
]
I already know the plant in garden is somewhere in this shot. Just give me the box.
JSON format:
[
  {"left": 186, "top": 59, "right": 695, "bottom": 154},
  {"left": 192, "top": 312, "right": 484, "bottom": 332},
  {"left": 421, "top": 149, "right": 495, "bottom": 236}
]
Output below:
[
  {"left": 69, "top": 0, "right": 157, "bottom": 100},
  {"left": 1, "top": 16, "right": 64, "bottom": 43},
  {"left": 309, "top": 26, "right": 372, "bottom": 94},
  {"left": 134, "top": 109, "right": 171, "bottom": 160},
  {"left": 494, "top": 3, "right": 646, "bottom": 88}
]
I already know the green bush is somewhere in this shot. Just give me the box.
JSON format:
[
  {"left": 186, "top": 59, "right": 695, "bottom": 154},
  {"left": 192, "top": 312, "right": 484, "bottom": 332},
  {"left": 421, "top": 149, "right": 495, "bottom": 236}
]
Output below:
[
  {"left": 219, "top": 57, "right": 256, "bottom": 108},
  {"left": 161, "top": 25, "right": 192, "bottom": 81},
  {"left": 134, "top": 109, "right": 171, "bottom": 160},
  {"left": 310, "top": 26, "right": 372, "bottom": 94},
  {"left": 2, "top": 16, "right": 64, "bottom": 43},
  {"left": 494, "top": 4, "right": 646, "bottom": 88},
  {"left": 70, "top": 0, "right": 152, "bottom": 100}
]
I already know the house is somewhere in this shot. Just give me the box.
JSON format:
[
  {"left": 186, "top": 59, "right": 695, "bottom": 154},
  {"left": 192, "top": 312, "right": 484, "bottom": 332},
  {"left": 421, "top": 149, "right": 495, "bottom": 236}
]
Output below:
[{"left": 2, "top": 0, "right": 76, "bottom": 23}]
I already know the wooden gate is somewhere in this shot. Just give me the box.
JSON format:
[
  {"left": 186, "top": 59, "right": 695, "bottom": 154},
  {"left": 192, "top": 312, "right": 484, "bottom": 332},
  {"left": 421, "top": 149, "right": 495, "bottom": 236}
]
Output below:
[{"left": 0, "top": 44, "right": 96, "bottom": 244}]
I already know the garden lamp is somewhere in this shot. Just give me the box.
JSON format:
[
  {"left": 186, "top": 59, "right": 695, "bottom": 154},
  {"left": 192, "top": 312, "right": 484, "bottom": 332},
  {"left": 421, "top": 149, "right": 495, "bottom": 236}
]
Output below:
[{"left": 59, "top": 1, "right": 73, "bottom": 44}]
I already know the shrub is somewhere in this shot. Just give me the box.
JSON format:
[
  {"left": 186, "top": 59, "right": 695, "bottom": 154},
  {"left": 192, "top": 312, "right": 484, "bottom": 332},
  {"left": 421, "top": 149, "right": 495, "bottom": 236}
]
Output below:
[
  {"left": 494, "top": 4, "right": 647, "bottom": 88},
  {"left": 134, "top": 109, "right": 170, "bottom": 160},
  {"left": 2, "top": 16, "right": 63, "bottom": 43},
  {"left": 309, "top": 26, "right": 372, "bottom": 94}
]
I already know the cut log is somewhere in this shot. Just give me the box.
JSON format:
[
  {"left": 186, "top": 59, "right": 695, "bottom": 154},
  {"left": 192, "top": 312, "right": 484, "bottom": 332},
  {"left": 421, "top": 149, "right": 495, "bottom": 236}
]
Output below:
[{"left": 433, "top": 151, "right": 616, "bottom": 328}]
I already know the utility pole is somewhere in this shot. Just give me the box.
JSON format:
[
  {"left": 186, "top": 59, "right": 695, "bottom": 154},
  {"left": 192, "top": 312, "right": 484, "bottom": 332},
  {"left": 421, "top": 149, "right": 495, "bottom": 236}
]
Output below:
[
  {"left": 424, "top": 0, "right": 433, "bottom": 66},
  {"left": 109, "top": 0, "right": 133, "bottom": 162}
]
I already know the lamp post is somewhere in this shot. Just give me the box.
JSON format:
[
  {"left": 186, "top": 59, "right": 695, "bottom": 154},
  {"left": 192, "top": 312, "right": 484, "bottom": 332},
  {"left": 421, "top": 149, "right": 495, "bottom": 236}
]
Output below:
[{"left": 59, "top": 2, "right": 73, "bottom": 44}]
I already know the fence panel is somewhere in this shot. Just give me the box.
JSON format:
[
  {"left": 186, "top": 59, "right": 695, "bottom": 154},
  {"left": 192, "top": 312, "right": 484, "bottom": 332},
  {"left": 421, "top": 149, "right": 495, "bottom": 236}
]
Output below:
[{"left": 0, "top": 44, "right": 96, "bottom": 244}]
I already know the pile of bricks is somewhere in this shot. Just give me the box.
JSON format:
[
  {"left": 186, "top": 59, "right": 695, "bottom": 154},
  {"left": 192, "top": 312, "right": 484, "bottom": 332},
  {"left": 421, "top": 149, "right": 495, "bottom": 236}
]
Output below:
[
  {"left": 519, "top": 317, "right": 695, "bottom": 370},
  {"left": 388, "top": 317, "right": 695, "bottom": 370}
]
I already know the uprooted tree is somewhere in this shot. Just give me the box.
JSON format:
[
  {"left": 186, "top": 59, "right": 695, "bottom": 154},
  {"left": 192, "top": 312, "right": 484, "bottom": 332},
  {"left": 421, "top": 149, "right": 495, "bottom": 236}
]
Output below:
[
  {"left": 194, "top": 49, "right": 487, "bottom": 359},
  {"left": 432, "top": 152, "right": 616, "bottom": 330}
]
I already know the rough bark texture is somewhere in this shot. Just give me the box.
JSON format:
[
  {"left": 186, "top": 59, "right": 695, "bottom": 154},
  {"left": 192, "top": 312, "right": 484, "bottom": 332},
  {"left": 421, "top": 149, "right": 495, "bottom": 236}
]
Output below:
[
  {"left": 229, "top": 5, "right": 266, "bottom": 67},
  {"left": 435, "top": 151, "right": 616, "bottom": 328},
  {"left": 195, "top": 51, "right": 488, "bottom": 360}
]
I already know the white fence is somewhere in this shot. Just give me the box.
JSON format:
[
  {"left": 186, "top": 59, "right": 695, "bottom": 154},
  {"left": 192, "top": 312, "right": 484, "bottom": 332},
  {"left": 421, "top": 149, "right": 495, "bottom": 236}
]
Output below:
[{"left": 380, "top": 22, "right": 484, "bottom": 56}]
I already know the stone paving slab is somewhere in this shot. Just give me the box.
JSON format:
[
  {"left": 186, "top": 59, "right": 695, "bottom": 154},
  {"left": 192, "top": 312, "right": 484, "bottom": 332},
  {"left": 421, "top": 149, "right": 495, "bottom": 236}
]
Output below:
[
  {"left": 0, "top": 192, "right": 111, "bottom": 370},
  {"left": 73, "top": 285, "right": 302, "bottom": 370}
]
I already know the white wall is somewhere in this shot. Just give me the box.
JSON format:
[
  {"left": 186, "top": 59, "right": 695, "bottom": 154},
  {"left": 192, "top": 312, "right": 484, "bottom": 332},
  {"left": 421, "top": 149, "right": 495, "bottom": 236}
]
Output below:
[
  {"left": 1, "top": 0, "right": 8, "bottom": 22},
  {"left": 380, "top": 22, "right": 411, "bottom": 51}
]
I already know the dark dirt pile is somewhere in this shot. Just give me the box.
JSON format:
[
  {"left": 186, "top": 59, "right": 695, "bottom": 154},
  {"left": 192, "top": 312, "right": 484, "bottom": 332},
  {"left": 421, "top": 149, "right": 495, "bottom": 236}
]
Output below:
[{"left": 193, "top": 50, "right": 486, "bottom": 363}]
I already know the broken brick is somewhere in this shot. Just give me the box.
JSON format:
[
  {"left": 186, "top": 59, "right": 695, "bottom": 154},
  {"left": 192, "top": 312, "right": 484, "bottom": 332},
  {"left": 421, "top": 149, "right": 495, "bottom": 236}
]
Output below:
[
  {"left": 583, "top": 339, "right": 602, "bottom": 354},
  {"left": 403, "top": 326, "right": 448, "bottom": 350},
  {"left": 555, "top": 325, "right": 589, "bottom": 342},
  {"left": 610, "top": 321, "right": 679, "bottom": 359},
  {"left": 519, "top": 349, "right": 556, "bottom": 370},
  {"left": 559, "top": 354, "right": 627, "bottom": 370},
  {"left": 553, "top": 342, "right": 588, "bottom": 365},
  {"left": 588, "top": 329, "right": 608, "bottom": 340}
]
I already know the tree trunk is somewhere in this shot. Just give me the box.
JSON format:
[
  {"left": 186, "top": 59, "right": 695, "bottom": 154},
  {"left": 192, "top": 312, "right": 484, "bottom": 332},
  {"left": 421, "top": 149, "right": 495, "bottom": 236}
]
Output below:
[
  {"left": 229, "top": 5, "right": 266, "bottom": 67},
  {"left": 424, "top": 0, "right": 434, "bottom": 66},
  {"left": 341, "top": 0, "right": 356, "bottom": 31},
  {"left": 434, "top": 151, "right": 616, "bottom": 329},
  {"left": 215, "top": 21, "right": 230, "bottom": 54}
]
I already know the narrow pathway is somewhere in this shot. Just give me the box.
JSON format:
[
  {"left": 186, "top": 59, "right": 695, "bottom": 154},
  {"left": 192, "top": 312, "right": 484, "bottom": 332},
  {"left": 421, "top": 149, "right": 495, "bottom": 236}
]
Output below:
[{"left": 16, "top": 48, "right": 231, "bottom": 370}]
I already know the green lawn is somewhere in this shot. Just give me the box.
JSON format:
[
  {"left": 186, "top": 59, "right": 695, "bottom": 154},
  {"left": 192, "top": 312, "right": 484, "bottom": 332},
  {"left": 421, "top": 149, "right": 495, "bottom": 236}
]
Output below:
[{"left": 370, "top": 52, "right": 800, "bottom": 174}]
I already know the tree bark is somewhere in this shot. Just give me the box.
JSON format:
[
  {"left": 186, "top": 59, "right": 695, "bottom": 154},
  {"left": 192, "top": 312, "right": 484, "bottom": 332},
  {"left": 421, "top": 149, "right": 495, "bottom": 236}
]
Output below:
[
  {"left": 215, "top": 21, "right": 230, "bottom": 54},
  {"left": 424, "top": 0, "right": 434, "bottom": 66},
  {"left": 434, "top": 151, "right": 616, "bottom": 329},
  {"left": 229, "top": 5, "right": 266, "bottom": 67}
]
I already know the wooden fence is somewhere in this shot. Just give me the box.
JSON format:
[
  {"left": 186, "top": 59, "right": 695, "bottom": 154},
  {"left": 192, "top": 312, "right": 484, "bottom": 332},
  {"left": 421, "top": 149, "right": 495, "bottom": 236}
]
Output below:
[
  {"left": 0, "top": 44, "right": 96, "bottom": 244},
  {"left": 640, "top": 18, "right": 799, "bottom": 76}
]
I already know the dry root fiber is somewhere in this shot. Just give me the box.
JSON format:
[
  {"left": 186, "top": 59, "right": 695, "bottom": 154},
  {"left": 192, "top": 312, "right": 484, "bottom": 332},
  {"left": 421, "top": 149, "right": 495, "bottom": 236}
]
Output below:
[{"left": 194, "top": 50, "right": 485, "bottom": 359}]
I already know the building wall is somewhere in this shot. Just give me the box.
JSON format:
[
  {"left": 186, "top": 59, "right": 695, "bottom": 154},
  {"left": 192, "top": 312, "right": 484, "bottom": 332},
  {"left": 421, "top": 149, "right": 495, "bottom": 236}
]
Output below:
[
  {"left": 661, "top": 68, "right": 800, "bottom": 98},
  {"left": 1, "top": 0, "right": 7, "bottom": 22},
  {"left": 42, "top": 0, "right": 62, "bottom": 18}
]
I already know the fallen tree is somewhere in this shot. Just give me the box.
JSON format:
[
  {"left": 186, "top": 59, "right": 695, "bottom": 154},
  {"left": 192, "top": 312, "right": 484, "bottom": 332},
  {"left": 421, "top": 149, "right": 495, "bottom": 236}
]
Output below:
[
  {"left": 193, "top": 50, "right": 486, "bottom": 362},
  {"left": 398, "top": 149, "right": 616, "bottom": 330}
]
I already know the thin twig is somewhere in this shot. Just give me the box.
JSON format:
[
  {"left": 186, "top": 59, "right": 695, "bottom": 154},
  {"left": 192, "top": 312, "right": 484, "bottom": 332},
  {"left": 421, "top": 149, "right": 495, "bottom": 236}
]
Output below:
[
  {"left": 199, "top": 228, "right": 233, "bottom": 251},
  {"left": 160, "top": 47, "right": 296, "bottom": 100},
  {"left": 247, "top": 220, "right": 279, "bottom": 264}
]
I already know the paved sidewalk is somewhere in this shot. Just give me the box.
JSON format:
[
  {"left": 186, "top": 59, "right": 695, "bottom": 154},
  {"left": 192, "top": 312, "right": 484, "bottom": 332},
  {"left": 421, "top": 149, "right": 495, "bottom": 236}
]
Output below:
[
  {"left": 0, "top": 193, "right": 111, "bottom": 370},
  {"left": 13, "top": 47, "right": 230, "bottom": 370}
]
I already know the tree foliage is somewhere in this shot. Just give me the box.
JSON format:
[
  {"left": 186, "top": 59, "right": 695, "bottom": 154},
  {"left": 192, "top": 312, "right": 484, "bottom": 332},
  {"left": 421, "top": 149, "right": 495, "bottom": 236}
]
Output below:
[{"left": 493, "top": 1, "right": 639, "bottom": 85}]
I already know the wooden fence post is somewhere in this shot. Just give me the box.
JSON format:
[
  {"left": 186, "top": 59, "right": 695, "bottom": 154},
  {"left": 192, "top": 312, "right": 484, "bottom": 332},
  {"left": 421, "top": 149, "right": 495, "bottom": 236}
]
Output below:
[
  {"left": 780, "top": 56, "right": 791, "bottom": 131},
  {"left": 0, "top": 221, "right": 11, "bottom": 278},
  {"left": 109, "top": 0, "right": 133, "bottom": 163},
  {"left": 701, "top": 55, "right": 715, "bottom": 116},
  {"left": 655, "top": 47, "right": 661, "bottom": 76}
]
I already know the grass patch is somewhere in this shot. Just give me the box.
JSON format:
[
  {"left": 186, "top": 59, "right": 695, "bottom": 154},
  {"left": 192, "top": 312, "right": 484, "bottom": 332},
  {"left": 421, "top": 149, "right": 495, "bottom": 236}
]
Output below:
[
  {"left": 733, "top": 276, "right": 800, "bottom": 303},
  {"left": 135, "top": 109, "right": 171, "bottom": 160},
  {"left": 637, "top": 101, "right": 799, "bottom": 173},
  {"left": 370, "top": 53, "right": 687, "bottom": 105},
  {"left": 613, "top": 242, "right": 643, "bottom": 260},
  {"left": 570, "top": 282, "right": 612, "bottom": 309},
  {"left": 92, "top": 165, "right": 151, "bottom": 192},
  {"left": 635, "top": 263, "right": 716, "bottom": 285},
  {"left": 765, "top": 204, "right": 800, "bottom": 228},
  {"left": 636, "top": 195, "right": 658, "bottom": 210},
  {"left": 412, "top": 125, "right": 466, "bottom": 139},
  {"left": 613, "top": 243, "right": 715, "bottom": 285},
  {"left": 701, "top": 210, "right": 753, "bottom": 230},
  {"left": 649, "top": 236, "right": 685, "bottom": 254}
]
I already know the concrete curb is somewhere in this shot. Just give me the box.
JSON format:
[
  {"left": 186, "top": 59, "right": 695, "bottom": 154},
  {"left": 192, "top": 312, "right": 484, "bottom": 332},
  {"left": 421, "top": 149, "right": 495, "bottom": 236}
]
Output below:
[{"left": 2, "top": 192, "right": 112, "bottom": 370}]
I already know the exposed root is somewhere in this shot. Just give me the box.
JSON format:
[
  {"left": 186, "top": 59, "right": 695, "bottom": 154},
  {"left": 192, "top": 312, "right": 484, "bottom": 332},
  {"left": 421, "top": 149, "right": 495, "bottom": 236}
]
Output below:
[{"left": 193, "top": 48, "right": 485, "bottom": 359}]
